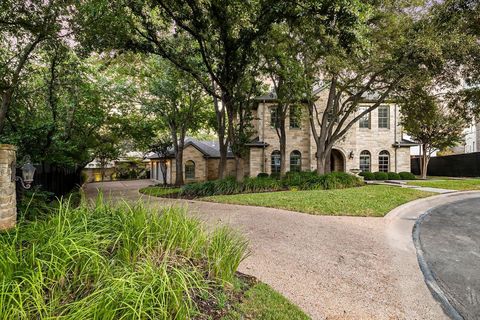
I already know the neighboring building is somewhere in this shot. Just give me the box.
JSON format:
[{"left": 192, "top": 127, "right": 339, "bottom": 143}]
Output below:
[
  {"left": 83, "top": 151, "right": 149, "bottom": 182},
  {"left": 463, "top": 122, "right": 478, "bottom": 153},
  {"left": 148, "top": 139, "right": 236, "bottom": 184},
  {"left": 148, "top": 90, "right": 415, "bottom": 184}
]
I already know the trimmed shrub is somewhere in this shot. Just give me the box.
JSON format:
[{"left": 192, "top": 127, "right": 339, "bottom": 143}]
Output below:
[
  {"left": 243, "top": 177, "right": 282, "bottom": 193},
  {"left": 212, "top": 177, "right": 242, "bottom": 195},
  {"left": 373, "top": 172, "right": 389, "bottom": 180},
  {"left": 399, "top": 171, "right": 416, "bottom": 180},
  {"left": 360, "top": 171, "right": 375, "bottom": 180},
  {"left": 257, "top": 172, "right": 269, "bottom": 179},
  {"left": 387, "top": 172, "right": 401, "bottom": 180},
  {"left": 270, "top": 172, "right": 281, "bottom": 179}
]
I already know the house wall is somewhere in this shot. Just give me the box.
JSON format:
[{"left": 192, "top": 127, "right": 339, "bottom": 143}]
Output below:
[
  {"left": 254, "top": 91, "right": 411, "bottom": 175},
  {"left": 207, "top": 158, "right": 236, "bottom": 180},
  {"left": 183, "top": 145, "right": 208, "bottom": 183}
]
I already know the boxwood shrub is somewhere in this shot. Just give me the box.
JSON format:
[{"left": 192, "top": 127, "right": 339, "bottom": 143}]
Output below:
[
  {"left": 399, "top": 171, "right": 416, "bottom": 180},
  {"left": 359, "top": 171, "right": 375, "bottom": 181},
  {"left": 373, "top": 172, "right": 389, "bottom": 180},
  {"left": 387, "top": 172, "right": 401, "bottom": 180},
  {"left": 257, "top": 172, "right": 269, "bottom": 179}
]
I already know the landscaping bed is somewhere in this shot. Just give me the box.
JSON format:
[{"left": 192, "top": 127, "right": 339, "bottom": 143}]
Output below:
[
  {"left": 0, "top": 198, "right": 307, "bottom": 319},
  {"left": 203, "top": 185, "right": 434, "bottom": 217},
  {"left": 141, "top": 172, "right": 364, "bottom": 200}
]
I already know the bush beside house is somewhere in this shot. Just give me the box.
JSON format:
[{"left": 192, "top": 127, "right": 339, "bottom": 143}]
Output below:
[
  {"left": 360, "top": 171, "right": 416, "bottom": 181},
  {"left": 181, "top": 172, "right": 363, "bottom": 198}
]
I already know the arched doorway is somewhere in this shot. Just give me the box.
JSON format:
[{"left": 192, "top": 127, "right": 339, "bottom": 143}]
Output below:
[{"left": 330, "top": 149, "right": 345, "bottom": 172}]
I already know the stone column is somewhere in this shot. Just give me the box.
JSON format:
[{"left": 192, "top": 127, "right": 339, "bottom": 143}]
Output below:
[{"left": 0, "top": 144, "right": 17, "bottom": 230}]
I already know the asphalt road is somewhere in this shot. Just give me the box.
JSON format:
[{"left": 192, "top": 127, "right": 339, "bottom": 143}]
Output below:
[{"left": 417, "top": 198, "right": 480, "bottom": 319}]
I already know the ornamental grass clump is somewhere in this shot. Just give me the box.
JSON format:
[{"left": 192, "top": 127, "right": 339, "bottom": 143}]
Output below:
[{"left": 0, "top": 197, "right": 248, "bottom": 319}]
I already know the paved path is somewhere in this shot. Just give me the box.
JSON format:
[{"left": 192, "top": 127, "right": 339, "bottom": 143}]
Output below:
[
  {"left": 415, "top": 198, "right": 480, "bottom": 319},
  {"left": 84, "top": 180, "right": 479, "bottom": 320}
]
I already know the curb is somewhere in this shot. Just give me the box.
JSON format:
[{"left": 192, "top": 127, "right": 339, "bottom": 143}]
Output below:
[{"left": 412, "top": 203, "right": 468, "bottom": 320}]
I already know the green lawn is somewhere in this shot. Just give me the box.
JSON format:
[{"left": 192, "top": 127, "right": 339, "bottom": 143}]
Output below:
[
  {"left": 408, "top": 179, "right": 480, "bottom": 190},
  {"left": 225, "top": 283, "right": 309, "bottom": 320},
  {"left": 139, "top": 186, "right": 181, "bottom": 197},
  {"left": 204, "top": 185, "right": 433, "bottom": 217}
]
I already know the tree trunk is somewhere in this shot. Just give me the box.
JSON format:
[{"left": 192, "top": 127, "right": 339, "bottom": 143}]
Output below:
[
  {"left": 235, "top": 156, "right": 244, "bottom": 181},
  {"left": 213, "top": 81, "right": 228, "bottom": 179},
  {"left": 0, "top": 91, "right": 13, "bottom": 134},
  {"left": 174, "top": 144, "right": 184, "bottom": 186},
  {"left": 160, "top": 160, "right": 168, "bottom": 186},
  {"left": 218, "top": 139, "right": 228, "bottom": 179},
  {"left": 421, "top": 143, "right": 429, "bottom": 179},
  {"left": 279, "top": 122, "right": 287, "bottom": 176}
]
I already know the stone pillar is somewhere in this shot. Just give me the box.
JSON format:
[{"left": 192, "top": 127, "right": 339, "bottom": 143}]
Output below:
[{"left": 0, "top": 144, "right": 17, "bottom": 230}]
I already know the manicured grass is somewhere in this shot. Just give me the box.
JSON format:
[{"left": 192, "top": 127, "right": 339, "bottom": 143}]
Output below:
[
  {"left": 225, "top": 283, "right": 310, "bottom": 320},
  {"left": 204, "top": 185, "right": 434, "bottom": 217},
  {"left": 408, "top": 179, "right": 480, "bottom": 190},
  {"left": 3, "top": 197, "right": 293, "bottom": 318},
  {"left": 139, "top": 186, "right": 181, "bottom": 197}
]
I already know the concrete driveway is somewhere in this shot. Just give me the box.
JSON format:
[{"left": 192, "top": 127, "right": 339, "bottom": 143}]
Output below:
[
  {"left": 84, "top": 180, "right": 479, "bottom": 320},
  {"left": 415, "top": 198, "right": 480, "bottom": 319}
]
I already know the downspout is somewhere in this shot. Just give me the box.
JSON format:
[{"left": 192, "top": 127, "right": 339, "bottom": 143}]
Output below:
[{"left": 394, "top": 104, "right": 398, "bottom": 172}]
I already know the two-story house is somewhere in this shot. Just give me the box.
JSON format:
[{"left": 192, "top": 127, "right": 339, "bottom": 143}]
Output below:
[{"left": 148, "top": 91, "right": 415, "bottom": 184}]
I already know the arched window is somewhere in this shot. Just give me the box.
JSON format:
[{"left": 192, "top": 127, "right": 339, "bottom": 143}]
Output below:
[
  {"left": 290, "top": 150, "right": 302, "bottom": 172},
  {"left": 185, "top": 160, "right": 195, "bottom": 179},
  {"left": 271, "top": 151, "right": 281, "bottom": 175},
  {"left": 378, "top": 150, "right": 390, "bottom": 172},
  {"left": 359, "top": 151, "right": 371, "bottom": 172}
]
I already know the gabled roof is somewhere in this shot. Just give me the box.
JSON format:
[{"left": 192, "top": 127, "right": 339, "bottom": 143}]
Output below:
[{"left": 147, "top": 138, "right": 234, "bottom": 159}]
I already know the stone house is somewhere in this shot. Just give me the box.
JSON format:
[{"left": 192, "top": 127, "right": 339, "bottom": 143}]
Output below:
[{"left": 148, "top": 92, "right": 415, "bottom": 184}]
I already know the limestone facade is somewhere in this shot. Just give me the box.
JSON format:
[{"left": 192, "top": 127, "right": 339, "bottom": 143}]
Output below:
[{"left": 252, "top": 94, "right": 412, "bottom": 175}]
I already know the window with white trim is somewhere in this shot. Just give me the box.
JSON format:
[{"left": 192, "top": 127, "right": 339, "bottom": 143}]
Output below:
[
  {"left": 378, "top": 105, "right": 390, "bottom": 129},
  {"left": 378, "top": 150, "right": 390, "bottom": 172},
  {"left": 359, "top": 150, "right": 371, "bottom": 172}
]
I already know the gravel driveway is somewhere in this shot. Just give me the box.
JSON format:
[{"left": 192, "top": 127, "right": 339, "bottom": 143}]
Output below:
[{"left": 84, "top": 180, "right": 450, "bottom": 320}]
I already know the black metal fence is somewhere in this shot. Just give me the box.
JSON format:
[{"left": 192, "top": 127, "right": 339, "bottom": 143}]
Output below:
[
  {"left": 17, "top": 163, "right": 83, "bottom": 196},
  {"left": 411, "top": 152, "right": 480, "bottom": 177}
]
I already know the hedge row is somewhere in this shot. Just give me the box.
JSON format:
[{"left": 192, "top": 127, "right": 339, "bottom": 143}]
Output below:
[
  {"left": 359, "top": 171, "right": 416, "bottom": 181},
  {"left": 180, "top": 172, "right": 363, "bottom": 198}
]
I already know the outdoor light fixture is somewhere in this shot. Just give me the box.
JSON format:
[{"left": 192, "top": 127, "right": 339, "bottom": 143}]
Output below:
[
  {"left": 15, "top": 156, "right": 36, "bottom": 189},
  {"left": 349, "top": 151, "right": 355, "bottom": 159}
]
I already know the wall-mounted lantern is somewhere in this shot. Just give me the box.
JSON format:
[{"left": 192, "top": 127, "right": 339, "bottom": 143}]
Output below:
[
  {"left": 349, "top": 151, "right": 355, "bottom": 159},
  {"left": 15, "top": 156, "right": 36, "bottom": 189}
]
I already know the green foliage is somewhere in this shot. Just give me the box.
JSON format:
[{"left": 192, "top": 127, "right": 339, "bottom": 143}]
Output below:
[
  {"left": 387, "top": 172, "right": 401, "bottom": 180},
  {"left": 0, "top": 199, "right": 248, "bottom": 318},
  {"left": 243, "top": 177, "right": 283, "bottom": 193},
  {"left": 359, "top": 171, "right": 375, "bottom": 181},
  {"left": 257, "top": 173, "right": 269, "bottom": 178},
  {"left": 399, "top": 172, "right": 416, "bottom": 180},
  {"left": 139, "top": 186, "right": 181, "bottom": 197},
  {"left": 180, "top": 172, "right": 363, "bottom": 197},
  {"left": 373, "top": 172, "right": 389, "bottom": 180}
]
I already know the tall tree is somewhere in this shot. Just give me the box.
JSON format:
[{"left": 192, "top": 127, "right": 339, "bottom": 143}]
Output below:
[
  {"left": 294, "top": 1, "right": 450, "bottom": 174},
  {"left": 0, "top": 0, "right": 73, "bottom": 134},
  {"left": 143, "top": 59, "right": 211, "bottom": 185},
  {"left": 77, "top": 0, "right": 298, "bottom": 180},
  {"left": 401, "top": 86, "right": 467, "bottom": 179},
  {"left": 260, "top": 24, "right": 305, "bottom": 176}
]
